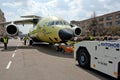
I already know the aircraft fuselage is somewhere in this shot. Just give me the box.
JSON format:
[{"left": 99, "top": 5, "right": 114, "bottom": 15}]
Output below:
[{"left": 29, "top": 16, "right": 81, "bottom": 43}]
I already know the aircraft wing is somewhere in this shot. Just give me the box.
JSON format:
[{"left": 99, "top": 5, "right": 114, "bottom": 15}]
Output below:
[
  {"left": 0, "top": 15, "right": 42, "bottom": 26},
  {"left": 0, "top": 15, "right": 42, "bottom": 36},
  {"left": 0, "top": 18, "right": 40, "bottom": 26}
]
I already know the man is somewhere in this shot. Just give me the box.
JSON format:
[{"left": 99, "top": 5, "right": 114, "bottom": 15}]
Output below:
[
  {"left": 3, "top": 36, "right": 8, "bottom": 49},
  {"left": 23, "top": 35, "right": 28, "bottom": 45},
  {"left": 89, "top": 35, "right": 94, "bottom": 40}
]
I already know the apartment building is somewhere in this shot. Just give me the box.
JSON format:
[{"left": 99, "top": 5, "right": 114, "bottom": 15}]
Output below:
[
  {"left": 71, "top": 11, "right": 120, "bottom": 35},
  {"left": 98, "top": 11, "right": 120, "bottom": 28},
  {"left": 0, "top": 9, "right": 6, "bottom": 36}
]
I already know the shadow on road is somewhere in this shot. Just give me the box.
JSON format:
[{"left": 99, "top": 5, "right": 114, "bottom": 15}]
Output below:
[
  {"left": 0, "top": 46, "right": 33, "bottom": 52},
  {"left": 0, "top": 44, "right": 74, "bottom": 59},
  {"left": 32, "top": 44, "right": 74, "bottom": 59},
  {"left": 76, "top": 64, "right": 116, "bottom": 80}
]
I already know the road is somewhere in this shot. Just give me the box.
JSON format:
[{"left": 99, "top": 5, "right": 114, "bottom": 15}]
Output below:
[{"left": 0, "top": 39, "right": 115, "bottom": 80}]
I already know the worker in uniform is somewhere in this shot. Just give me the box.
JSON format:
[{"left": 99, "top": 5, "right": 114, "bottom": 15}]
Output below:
[
  {"left": 3, "top": 36, "right": 8, "bottom": 49},
  {"left": 23, "top": 35, "right": 28, "bottom": 45},
  {"left": 89, "top": 35, "right": 94, "bottom": 40}
]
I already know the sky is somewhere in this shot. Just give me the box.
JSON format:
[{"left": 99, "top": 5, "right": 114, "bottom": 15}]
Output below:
[{"left": 0, "top": 0, "right": 120, "bottom": 34}]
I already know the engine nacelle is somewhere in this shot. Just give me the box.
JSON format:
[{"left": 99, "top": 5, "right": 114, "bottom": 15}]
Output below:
[
  {"left": 5, "top": 24, "right": 19, "bottom": 36},
  {"left": 72, "top": 25, "right": 82, "bottom": 36}
]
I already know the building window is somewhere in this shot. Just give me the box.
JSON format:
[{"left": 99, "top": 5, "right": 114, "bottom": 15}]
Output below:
[
  {"left": 116, "top": 20, "right": 120, "bottom": 25},
  {"left": 99, "top": 17, "right": 104, "bottom": 21},
  {"left": 106, "top": 16, "right": 112, "bottom": 20},
  {"left": 116, "top": 14, "right": 120, "bottom": 19},
  {"left": 106, "top": 22, "right": 112, "bottom": 26},
  {"left": 99, "top": 23, "right": 104, "bottom": 27}
]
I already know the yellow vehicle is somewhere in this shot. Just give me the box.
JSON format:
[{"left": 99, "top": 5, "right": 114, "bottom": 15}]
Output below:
[{"left": 0, "top": 15, "right": 81, "bottom": 45}]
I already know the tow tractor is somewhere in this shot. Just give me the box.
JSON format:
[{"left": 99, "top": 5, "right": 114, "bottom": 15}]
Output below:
[
  {"left": 59, "top": 44, "right": 74, "bottom": 53},
  {"left": 74, "top": 40, "right": 120, "bottom": 79}
]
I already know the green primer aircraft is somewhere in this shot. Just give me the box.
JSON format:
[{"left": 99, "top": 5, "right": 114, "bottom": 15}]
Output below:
[{"left": 0, "top": 15, "right": 81, "bottom": 45}]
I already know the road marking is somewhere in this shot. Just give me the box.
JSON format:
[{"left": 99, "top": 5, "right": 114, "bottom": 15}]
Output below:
[
  {"left": 11, "top": 49, "right": 17, "bottom": 58},
  {"left": 12, "top": 53, "right": 15, "bottom": 58},
  {"left": 11, "top": 43, "right": 19, "bottom": 58},
  {"left": 6, "top": 61, "right": 12, "bottom": 69},
  {"left": 6, "top": 43, "right": 19, "bottom": 69},
  {"left": 14, "top": 50, "right": 17, "bottom": 53}
]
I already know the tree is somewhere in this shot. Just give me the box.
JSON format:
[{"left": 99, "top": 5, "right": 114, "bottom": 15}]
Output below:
[
  {"left": 109, "top": 26, "right": 120, "bottom": 36},
  {"left": 88, "top": 12, "right": 98, "bottom": 36}
]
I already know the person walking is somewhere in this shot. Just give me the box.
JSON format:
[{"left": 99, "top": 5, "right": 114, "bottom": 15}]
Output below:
[
  {"left": 23, "top": 35, "right": 28, "bottom": 45},
  {"left": 3, "top": 36, "right": 8, "bottom": 49}
]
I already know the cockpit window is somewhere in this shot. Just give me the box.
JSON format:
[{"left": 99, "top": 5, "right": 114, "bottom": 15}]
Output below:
[
  {"left": 47, "top": 21, "right": 54, "bottom": 25},
  {"left": 63, "top": 21, "right": 69, "bottom": 25},
  {"left": 55, "top": 21, "right": 63, "bottom": 25},
  {"left": 47, "top": 20, "right": 69, "bottom": 26}
]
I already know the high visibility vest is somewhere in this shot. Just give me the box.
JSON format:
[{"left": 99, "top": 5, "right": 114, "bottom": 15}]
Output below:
[
  {"left": 24, "top": 36, "right": 28, "bottom": 40},
  {"left": 89, "top": 36, "right": 94, "bottom": 40},
  {"left": 3, "top": 38, "right": 8, "bottom": 43}
]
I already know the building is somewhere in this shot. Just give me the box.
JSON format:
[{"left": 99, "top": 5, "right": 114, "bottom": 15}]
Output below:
[
  {"left": 97, "top": 11, "right": 120, "bottom": 28},
  {"left": 71, "top": 11, "right": 120, "bottom": 36},
  {"left": 0, "top": 9, "right": 6, "bottom": 36}
]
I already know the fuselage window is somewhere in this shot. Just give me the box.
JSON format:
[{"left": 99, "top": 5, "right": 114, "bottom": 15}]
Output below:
[
  {"left": 50, "top": 21, "right": 54, "bottom": 25},
  {"left": 63, "top": 21, "right": 69, "bottom": 25},
  {"left": 47, "top": 20, "right": 69, "bottom": 26},
  {"left": 55, "top": 21, "right": 63, "bottom": 25},
  {"left": 55, "top": 21, "right": 60, "bottom": 25},
  {"left": 47, "top": 21, "right": 54, "bottom": 26}
]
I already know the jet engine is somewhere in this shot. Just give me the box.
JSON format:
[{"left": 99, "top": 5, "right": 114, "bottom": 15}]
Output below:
[
  {"left": 72, "top": 25, "right": 82, "bottom": 36},
  {"left": 5, "top": 24, "right": 19, "bottom": 36}
]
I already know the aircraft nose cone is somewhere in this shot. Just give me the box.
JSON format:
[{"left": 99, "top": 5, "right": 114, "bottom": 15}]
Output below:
[{"left": 59, "top": 28, "right": 73, "bottom": 41}]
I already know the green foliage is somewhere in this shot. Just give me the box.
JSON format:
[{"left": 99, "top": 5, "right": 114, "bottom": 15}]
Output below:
[{"left": 109, "top": 26, "right": 120, "bottom": 36}]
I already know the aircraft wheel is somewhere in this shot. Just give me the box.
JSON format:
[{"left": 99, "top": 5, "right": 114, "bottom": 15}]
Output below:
[
  {"left": 61, "top": 49, "right": 65, "bottom": 53},
  {"left": 55, "top": 46, "right": 60, "bottom": 51},
  {"left": 78, "top": 49, "right": 90, "bottom": 68},
  {"left": 29, "top": 40, "right": 33, "bottom": 45},
  {"left": 55, "top": 46, "right": 62, "bottom": 52}
]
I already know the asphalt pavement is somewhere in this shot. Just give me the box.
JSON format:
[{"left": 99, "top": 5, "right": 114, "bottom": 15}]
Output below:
[{"left": 0, "top": 39, "right": 115, "bottom": 80}]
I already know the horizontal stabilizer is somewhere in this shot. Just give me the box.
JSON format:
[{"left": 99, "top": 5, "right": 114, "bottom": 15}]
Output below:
[{"left": 21, "top": 15, "right": 41, "bottom": 19}]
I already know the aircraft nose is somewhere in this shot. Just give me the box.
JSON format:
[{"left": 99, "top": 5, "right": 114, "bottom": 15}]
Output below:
[{"left": 59, "top": 28, "right": 73, "bottom": 41}]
